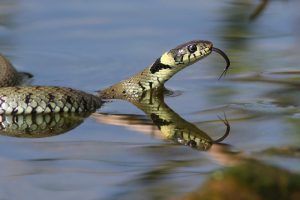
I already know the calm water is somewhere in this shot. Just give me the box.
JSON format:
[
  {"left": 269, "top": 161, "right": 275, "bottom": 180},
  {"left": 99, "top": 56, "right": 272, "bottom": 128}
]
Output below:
[{"left": 0, "top": 0, "right": 300, "bottom": 199}]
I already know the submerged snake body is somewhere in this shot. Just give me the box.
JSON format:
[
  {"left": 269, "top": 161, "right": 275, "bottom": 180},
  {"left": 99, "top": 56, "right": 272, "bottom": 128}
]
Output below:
[{"left": 0, "top": 40, "right": 229, "bottom": 115}]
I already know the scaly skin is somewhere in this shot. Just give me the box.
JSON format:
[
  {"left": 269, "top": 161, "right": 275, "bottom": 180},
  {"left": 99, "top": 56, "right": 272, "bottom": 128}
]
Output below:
[
  {"left": 100, "top": 40, "right": 213, "bottom": 99},
  {"left": 0, "top": 54, "right": 102, "bottom": 115},
  {"left": 0, "top": 54, "right": 21, "bottom": 87},
  {"left": 0, "top": 41, "right": 230, "bottom": 144},
  {"left": 0, "top": 40, "right": 229, "bottom": 115},
  {"left": 0, "top": 86, "right": 101, "bottom": 114}
]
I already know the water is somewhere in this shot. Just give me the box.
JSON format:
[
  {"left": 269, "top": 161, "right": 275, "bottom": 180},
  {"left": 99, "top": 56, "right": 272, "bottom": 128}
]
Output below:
[{"left": 0, "top": 0, "right": 300, "bottom": 199}]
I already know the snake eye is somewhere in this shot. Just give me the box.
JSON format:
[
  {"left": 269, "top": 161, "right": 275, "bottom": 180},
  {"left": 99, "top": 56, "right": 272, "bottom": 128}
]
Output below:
[{"left": 187, "top": 44, "right": 197, "bottom": 53}]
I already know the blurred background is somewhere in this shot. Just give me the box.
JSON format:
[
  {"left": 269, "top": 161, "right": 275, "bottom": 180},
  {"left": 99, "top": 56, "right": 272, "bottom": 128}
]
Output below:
[{"left": 0, "top": 0, "right": 299, "bottom": 199}]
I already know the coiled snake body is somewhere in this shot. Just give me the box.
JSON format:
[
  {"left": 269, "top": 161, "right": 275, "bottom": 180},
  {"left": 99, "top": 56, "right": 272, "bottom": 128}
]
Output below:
[{"left": 0, "top": 40, "right": 230, "bottom": 115}]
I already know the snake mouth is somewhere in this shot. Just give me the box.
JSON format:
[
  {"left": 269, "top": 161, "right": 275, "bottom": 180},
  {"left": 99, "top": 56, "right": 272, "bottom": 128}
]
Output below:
[{"left": 212, "top": 47, "right": 231, "bottom": 79}]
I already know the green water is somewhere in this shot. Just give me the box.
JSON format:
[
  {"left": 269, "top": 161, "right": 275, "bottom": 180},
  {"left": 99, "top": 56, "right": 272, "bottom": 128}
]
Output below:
[{"left": 0, "top": 0, "right": 299, "bottom": 199}]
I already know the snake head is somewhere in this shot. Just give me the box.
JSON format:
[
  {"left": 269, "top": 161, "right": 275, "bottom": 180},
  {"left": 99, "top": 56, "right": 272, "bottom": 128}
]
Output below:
[
  {"left": 158, "top": 40, "right": 230, "bottom": 79},
  {"left": 147, "top": 40, "right": 230, "bottom": 89},
  {"left": 161, "top": 40, "right": 213, "bottom": 67}
]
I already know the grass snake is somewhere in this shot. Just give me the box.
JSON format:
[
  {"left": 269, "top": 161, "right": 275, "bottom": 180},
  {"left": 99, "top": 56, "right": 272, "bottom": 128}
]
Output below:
[{"left": 0, "top": 40, "right": 230, "bottom": 115}]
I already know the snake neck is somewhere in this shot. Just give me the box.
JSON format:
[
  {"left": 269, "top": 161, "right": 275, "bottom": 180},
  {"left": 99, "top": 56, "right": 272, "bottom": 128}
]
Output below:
[{"left": 99, "top": 53, "right": 191, "bottom": 99}]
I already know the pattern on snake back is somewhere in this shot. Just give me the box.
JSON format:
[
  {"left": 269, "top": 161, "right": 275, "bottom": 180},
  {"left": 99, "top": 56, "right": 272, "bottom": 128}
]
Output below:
[{"left": 0, "top": 86, "right": 102, "bottom": 114}]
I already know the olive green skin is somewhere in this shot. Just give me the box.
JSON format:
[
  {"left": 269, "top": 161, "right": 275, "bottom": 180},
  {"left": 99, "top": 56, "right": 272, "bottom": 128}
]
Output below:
[
  {"left": 0, "top": 54, "right": 102, "bottom": 115},
  {"left": 100, "top": 40, "right": 213, "bottom": 99},
  {"left": 0, "top": 40, "right": 213, "bottom": 115},
  {"left": 0, "top": 54, "right": 21, "bottom": 87},
  {"left": 0, "top": 41, "right": 231, "bottom": 144},
  {"left": 0, "top": 86, "right": 101, "bottom": 115}
]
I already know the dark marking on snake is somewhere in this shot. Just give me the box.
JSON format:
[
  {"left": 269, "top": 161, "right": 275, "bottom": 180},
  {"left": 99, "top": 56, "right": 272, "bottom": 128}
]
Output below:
[
  {"left": 47, "top": 104, "right": 53, "bottom": 112},
  {"left": 150, "top": 113, "right": 172, "bottom": 130},
  {"left": 156, "top": 77, "right": 161, "bottom": 84},
  {"left": 150, "top": 58, "right": 172, "bottom": 74},
  {"left": 140, "top": 91, "right": 147, "bottom": 101},
  {"left": 138, "top": 81, "right": 145, "bottom": 91},
  {"left": 156, "top": 103, "right": 161, "bottom": 111},
  {"left": 25, "top": 93, "right": 33, "bottom": 104},
  {"left": 48, "top": 93, "right": 55, "bottom": 101},
  {"left": 12, "top": 108, "right": 18, "bottom": 115},
  {"left": 66, "top": 95, "right": 72, "bottom": 105},
  {"left": 31, "top": 107, "right": 37, "bottom": 114},
  {"left": 149, "top": 82, "right": 153, "bottom": 90}
]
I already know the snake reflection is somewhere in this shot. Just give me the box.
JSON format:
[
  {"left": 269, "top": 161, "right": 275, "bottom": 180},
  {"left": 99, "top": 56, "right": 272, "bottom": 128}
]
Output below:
[
  {"left": 94, "top": 89, "right": 230, "bottom": 151},
  {"left": 0, "top": 88, "right": 230, "bottom": 151}
]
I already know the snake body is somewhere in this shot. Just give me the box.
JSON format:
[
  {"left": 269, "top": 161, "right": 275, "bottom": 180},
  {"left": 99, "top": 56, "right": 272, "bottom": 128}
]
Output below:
[
  {"left": 0, "top": 86, "right": 101, "bottom": 114},
  {"left": 0, "top": 40, "right": 229, "bottom": 115},
  {"left": 0, "top": 54, "right": 21, "bottom": 87}
]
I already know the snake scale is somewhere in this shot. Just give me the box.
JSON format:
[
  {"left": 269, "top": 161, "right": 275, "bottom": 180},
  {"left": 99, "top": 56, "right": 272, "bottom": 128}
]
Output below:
[{"left": 0, "top": 40, "right": 230, "bottom": 115}]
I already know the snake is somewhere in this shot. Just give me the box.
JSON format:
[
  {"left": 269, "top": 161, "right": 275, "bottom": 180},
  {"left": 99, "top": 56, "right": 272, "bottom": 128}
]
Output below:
[{"left": 0, "top": 40, "right": 230, "bottom": 115}]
